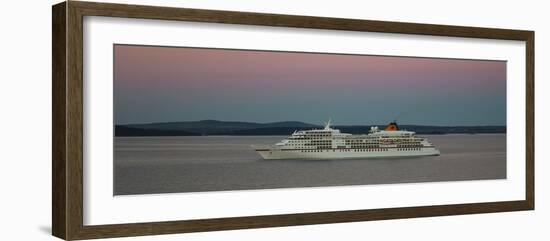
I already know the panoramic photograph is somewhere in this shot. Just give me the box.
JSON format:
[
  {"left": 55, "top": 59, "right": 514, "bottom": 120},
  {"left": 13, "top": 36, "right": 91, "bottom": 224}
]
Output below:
[{"left": 113, "top": 44, "right": 506, "bottom": 195}]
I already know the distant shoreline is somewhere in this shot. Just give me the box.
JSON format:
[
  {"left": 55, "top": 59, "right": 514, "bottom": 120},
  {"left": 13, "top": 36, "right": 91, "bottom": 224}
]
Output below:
[
  {"left": 115, "top": 120, "right": 506, "bottom": 137},
  {"left": 115, "top": 133, "right": 507, "bottom": 138}
]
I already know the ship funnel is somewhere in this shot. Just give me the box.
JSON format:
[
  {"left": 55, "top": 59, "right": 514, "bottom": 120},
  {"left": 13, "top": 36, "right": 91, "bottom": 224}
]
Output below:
[{"left": 384, "top": 122, "right": 400, "bottom": 131}]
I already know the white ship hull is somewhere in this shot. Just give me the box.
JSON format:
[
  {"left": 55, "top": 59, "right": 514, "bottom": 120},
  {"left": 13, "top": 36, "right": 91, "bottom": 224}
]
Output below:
[
  {"left": 252, "top": 120, "right": 441, "bottom": 160},
  {"left": 254, "top": 147, "right": 440, "bottom": 160}
]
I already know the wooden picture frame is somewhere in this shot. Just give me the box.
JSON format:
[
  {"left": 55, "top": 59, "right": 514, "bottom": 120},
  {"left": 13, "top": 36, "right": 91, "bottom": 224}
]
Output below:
[{"left": 52, "top": 1, "right": 534, "bottom": 240}]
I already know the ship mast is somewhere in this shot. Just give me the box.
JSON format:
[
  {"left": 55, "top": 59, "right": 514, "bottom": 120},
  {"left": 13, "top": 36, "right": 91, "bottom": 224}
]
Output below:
[{"left": 324, "top": 118, "right": 332, "bottom": 130}]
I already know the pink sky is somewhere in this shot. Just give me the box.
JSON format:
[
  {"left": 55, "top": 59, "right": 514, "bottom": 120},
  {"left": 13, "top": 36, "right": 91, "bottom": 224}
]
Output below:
[{"left": 114, "top": 45, "right": 506, "bottom": 126}]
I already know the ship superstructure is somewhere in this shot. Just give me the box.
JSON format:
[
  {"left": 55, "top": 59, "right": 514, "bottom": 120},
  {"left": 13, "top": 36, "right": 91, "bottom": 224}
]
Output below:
[{"left": 253, "top": 120, "right": 440, "bottom": 160}]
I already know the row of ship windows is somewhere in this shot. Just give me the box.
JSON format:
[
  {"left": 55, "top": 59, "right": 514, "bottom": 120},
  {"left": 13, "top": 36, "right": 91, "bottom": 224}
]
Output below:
[
  {"left": 295, "top": 148, "right": 424, "bottom": 153},
  {"left": 290, "top": 138, "right": 332, "bottom": 141},
  {"left": 348, "top": 146, "right": 382, "bottom": 148},
  {"left": 293, "top": 138, "right": 422, "bottom": 142},
  {"left": 290, "top": 139, "right": 421, "bottom": 142},
  {"left": 398, "top": 148, "right": 422, "bottom": 151},
  {"left": 290, "top": 144, "right": 387, "bottom": 148},
  {"left": 299, "top": 149, "right": 390, "bottom": 152},
  {"left": 288, "top": 144, "right": 332, "bottom": 146},
  {"left": 346, "top": 140, "right": 420, "bottom": 144},
  {"left": 289, "top": 144, "right": 423, "bottom": 149},
  {"left": 289, "top": 140, "right": 331, "bottom": 142},
  {"left": 289, "top": 141, "right": 331, "bottom": 143},
  {"left": 293, "top": 134, "right": 331, "bottom": 137}
]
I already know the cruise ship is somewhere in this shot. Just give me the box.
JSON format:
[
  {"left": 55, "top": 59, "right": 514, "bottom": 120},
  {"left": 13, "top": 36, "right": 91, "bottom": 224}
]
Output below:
[{"left": 252, "top": 120, "right": 440, "bottom": 160}]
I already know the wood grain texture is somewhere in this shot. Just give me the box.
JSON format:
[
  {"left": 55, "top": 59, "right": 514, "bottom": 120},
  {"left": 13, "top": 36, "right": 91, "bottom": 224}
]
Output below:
[
  {"left": 52, "top": 2, "right": 67, "bottom": 239},
  {"left": 51, "top": 1, "right": 535, "bottom": 240},
  {"left": 71, "top": 1, "right": 533, "bottom": 40},
  {"left": 73, "top": 201, "right": 531, "bottom": 240},
  {"left": 66, "top": 2, "right": 85, "bottom": 240},
  {"left": 525, "top": 32, "right": 535, "bottom": 209}
]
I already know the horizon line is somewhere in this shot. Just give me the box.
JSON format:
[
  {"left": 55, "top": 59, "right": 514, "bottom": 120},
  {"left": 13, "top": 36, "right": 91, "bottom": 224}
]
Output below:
[{"left": 115, "top": 119, "right": 507, "bottom": 127}]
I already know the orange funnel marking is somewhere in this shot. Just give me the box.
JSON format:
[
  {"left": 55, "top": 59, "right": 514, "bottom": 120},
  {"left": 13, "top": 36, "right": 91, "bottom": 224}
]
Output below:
[{"left": 384, "top": 122, "right": 399, "bottom": 131}]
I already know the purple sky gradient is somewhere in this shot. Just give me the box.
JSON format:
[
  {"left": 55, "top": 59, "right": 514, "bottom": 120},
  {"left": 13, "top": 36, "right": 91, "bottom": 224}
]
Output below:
[{"left": 114, "top": 45, "right": 506, "bottom": 126}]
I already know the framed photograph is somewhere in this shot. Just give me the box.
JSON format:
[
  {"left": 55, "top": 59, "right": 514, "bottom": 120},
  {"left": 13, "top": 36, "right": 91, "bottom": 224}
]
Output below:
[{"left": 52, "top": 1, "right": 534, "bottom": 240}]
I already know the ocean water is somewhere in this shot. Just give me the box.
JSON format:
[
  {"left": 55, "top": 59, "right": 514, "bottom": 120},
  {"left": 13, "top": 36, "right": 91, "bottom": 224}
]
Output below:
[{"left": 114, "top": 134, "right": 506, "bottom": 195}]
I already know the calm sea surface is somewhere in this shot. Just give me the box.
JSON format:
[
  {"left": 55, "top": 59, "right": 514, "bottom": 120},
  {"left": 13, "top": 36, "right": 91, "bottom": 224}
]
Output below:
[{"left": 114, "top": 134, "right": 506, "bottom": 195}]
